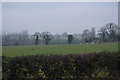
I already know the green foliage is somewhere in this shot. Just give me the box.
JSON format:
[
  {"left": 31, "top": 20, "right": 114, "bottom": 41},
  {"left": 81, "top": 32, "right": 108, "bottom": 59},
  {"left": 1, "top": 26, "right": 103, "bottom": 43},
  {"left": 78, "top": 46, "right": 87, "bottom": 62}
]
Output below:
[{"left": 2, "top": 51, "right": 120, "bottom": 79}]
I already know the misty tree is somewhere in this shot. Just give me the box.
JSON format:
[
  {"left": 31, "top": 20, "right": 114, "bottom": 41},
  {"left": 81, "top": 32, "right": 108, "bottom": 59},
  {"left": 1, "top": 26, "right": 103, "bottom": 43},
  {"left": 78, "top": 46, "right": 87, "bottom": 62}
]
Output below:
[
  {"left": 2, "top": 32, "right": 10, "bottom": 46},
  {"left": 68, "top": 34, "right": 73, "bottom": 44},
  {"left": 62, "top": 32, "right": 68, "bottom": 38},
  {"left": 0, "top": 34, "right": 2, "bottom": 46},
  {"left": 2, "top": 31, "right": 31, "bottom": 46},
  {"left": 117, "top": 26, "right": 120, "bottom": 41},
  {"left": 81, "top": 29, "right": 90, "bottom": 43},
  {"left": 33, "top": 32, "right": 39, "bottom": 45},
  {"left": 98, "top": 22, "right": 118, "bottom": 42},
  {"left": 98, "top": 28, "right": 106, "bottom": 42},
  {"left": 105, "top": 23, "right": 118, "bottom": 41},
  {"left": 81, "top": 28, "right": 96, "bottom": 43},
  {"left": 20, "top": 30, "right": 29, "bottom": 45},
  {"left": 89, "top": 27, "right": 96, "bottom": 42},
  {"left": 41, "top": 32, "right": 52, "bottom": 45}
]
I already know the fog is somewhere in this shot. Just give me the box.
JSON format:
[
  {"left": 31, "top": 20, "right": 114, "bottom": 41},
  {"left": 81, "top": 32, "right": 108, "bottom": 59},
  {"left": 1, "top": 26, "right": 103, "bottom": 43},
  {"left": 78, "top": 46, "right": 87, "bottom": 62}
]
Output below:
[{"left": 2, "top": 2, "right": 118, "bottom": 34}]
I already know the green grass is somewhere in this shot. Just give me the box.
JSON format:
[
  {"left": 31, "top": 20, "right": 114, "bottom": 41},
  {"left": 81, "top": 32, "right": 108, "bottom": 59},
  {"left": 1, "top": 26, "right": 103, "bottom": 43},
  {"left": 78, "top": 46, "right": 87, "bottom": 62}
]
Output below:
[
  {"left": 2, "top": 42, "right": 119, "bottom": 57},
  {"left": 0, "top": 46, "right": 2, "bottom": 56}
]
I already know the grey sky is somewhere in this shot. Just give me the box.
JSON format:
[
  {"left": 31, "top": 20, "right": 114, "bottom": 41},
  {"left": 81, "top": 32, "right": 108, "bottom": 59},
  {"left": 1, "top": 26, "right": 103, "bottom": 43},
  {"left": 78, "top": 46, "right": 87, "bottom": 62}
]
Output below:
[
  {"left": 2, "top": 2, "right": 118, "bottom": 34},
  {"left": 0, "top": 3, "right": 2, "bottom": 33}
]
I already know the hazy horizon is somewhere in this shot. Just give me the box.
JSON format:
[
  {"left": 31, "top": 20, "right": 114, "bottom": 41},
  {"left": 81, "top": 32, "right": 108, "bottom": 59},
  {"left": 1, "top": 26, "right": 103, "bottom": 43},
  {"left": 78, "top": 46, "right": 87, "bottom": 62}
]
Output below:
[{"left": 2, "top": 2, "right": 118, "bottom": 34}]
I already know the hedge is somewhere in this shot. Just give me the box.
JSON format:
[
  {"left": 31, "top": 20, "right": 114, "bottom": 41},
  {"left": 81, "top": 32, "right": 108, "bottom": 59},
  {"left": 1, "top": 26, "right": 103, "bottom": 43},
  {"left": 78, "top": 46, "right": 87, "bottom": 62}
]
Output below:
[{"left": 2, "top": 51, "right": 120, "bottom": 80}]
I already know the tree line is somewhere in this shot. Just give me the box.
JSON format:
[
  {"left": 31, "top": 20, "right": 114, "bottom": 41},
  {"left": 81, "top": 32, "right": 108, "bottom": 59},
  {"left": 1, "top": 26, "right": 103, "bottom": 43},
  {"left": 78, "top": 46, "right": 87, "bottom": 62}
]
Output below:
[{"left": 2, "top": 22, "right": 120, "bottom": 46}]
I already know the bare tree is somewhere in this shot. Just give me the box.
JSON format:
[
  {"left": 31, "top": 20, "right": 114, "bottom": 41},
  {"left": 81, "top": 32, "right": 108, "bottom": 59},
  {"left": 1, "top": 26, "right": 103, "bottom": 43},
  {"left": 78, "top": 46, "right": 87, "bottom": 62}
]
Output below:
[
  {"left": 98, "top": 27, "right": 107, "bottom": 41},
  {"left": 41, "top": 32, "right": 52, "bottom": 45},
  {"left": 33, "top": 32, "right": 39, "bottom": 45},
  {"left": 98, "top": 22, "right": 118, "bottom": 42}
]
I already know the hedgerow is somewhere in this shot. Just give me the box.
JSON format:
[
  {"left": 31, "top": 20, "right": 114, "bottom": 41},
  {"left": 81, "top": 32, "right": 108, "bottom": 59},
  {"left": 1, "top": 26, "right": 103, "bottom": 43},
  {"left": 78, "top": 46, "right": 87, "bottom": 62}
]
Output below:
[{"left": 2, "top": 51, "right": 120, "bottom": 80}]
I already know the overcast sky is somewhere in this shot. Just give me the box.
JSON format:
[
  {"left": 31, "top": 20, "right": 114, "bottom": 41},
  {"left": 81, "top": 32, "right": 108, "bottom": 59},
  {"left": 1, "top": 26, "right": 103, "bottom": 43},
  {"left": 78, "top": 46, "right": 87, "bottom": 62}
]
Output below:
[
  {"left": 0, "top": 3, "right": 2, "bottom": 34},
  {"left": 2, "top": 2, "right": 118, "bottom": 34}
]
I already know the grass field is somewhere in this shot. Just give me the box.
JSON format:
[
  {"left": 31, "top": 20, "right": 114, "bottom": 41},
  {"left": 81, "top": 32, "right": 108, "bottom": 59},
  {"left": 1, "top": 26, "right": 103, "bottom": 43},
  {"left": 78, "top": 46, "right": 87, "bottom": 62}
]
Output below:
[{"left": 2, "top": 42, "right": 119, "bottom": 57}]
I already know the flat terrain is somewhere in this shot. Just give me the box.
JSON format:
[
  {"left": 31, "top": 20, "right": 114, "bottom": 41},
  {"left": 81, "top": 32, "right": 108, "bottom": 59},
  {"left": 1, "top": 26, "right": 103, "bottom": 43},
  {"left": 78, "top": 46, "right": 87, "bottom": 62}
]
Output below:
[{"left": 2, "top": 42, "right": 119, "bottom": 57}]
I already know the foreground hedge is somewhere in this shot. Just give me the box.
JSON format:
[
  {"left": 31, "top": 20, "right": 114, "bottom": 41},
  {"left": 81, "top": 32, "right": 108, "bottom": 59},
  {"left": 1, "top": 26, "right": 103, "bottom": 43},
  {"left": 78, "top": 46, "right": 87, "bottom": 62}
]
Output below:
[{"left": 2, "top": 51, "right": 120, "bottom": 79}]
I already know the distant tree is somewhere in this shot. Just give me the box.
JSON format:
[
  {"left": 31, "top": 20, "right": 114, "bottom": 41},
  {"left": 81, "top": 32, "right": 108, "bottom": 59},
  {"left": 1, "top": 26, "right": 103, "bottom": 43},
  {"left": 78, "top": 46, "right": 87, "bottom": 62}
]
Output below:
[
  {"left": 98, "top": 22, "right": 118, "bottom": 42},
  {"left": 41, "top": 32, "right": 52, "bottom": 45},
  {"left": 98, "top": 27, "right": 106, "bottom": 42},
  {"left": 105, "top": 23, "right": 118, "bottom": 40},
  {"left": 2, "top": 32, "right": 9, "bottom": 46},
  {"left": 0, "top": 34, "right": 2, "bottom": 46},
  {"left": 68, "top": 34, "right": 73, "bottom": 44},
  {"left": 118, "top": 26, "right": 120, "bottom": 41},
  {"left": 33, "top": 32, "right": 39, "bottom": 45},
  {"left": 81, "top": 29, "right": 90, "bottom": 43},
  {"left": 89, "top": 27, "right": 96, "bottom": 42},
  {"left": 62, "top": 32, "right": 68, "bottom": 38},
  {"left": 20, "top": 30, "right": 29, "bottom": 45}
]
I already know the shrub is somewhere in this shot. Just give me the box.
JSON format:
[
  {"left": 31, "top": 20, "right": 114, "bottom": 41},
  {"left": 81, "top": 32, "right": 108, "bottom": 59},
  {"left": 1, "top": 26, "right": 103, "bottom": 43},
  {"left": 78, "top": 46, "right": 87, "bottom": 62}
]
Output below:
[{"left": 2, "top": 51, "right": 120, "bottom": 79}]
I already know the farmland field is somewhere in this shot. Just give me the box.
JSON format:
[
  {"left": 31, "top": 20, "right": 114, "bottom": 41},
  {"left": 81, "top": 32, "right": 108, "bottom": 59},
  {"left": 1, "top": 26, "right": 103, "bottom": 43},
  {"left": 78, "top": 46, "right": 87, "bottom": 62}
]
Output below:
[{"left": 2, "top": 42, "right": 119, "bottom": 57}]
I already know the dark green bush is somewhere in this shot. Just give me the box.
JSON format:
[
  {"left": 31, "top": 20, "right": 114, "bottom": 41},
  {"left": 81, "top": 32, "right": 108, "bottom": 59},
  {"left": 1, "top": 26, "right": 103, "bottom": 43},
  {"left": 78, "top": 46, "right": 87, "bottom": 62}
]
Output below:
[{"left": 2, "top": 51, "right": 120, "bottom": 79}]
